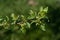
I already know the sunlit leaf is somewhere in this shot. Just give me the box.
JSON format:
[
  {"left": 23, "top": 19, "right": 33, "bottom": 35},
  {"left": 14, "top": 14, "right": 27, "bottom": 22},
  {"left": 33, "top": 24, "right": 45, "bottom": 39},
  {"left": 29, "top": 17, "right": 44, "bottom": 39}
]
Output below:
[
  {"left": 40, "top": 24, "right": 46, "bottom": 31},
  {"left": 26, "top": 22, "right": 31, "bottom": 28},
  {"left": 11, "top": 13, "right": 19, "bottom": 20},
  {"left": 43, "top": 7, "right": 48, "bottom": 13},
  {"left": 27, "top": 10, "right": 35, "bottom": 19}
]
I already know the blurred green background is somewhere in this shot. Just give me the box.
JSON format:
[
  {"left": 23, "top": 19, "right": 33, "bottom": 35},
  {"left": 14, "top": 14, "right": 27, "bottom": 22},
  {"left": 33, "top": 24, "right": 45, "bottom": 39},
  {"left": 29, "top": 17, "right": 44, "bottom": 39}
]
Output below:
[{"left": 0, "top": 0, "right": 60, "bottom": 40}]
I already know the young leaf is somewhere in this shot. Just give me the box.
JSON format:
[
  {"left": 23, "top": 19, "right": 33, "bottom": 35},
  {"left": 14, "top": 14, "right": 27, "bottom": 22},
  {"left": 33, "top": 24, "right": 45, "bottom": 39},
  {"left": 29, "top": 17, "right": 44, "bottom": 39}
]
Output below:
[
  {"left": 26, "top": 22, "right": 31, "bottom": 28},
  {"left": 11, "top": 13, "right": 19, "bottom": 21},
  {"left": 27, "top": 10, "right": 35, "bottom": 19},
  {"left": 43, "top": 7, "right": 48, "bottom": 13}
]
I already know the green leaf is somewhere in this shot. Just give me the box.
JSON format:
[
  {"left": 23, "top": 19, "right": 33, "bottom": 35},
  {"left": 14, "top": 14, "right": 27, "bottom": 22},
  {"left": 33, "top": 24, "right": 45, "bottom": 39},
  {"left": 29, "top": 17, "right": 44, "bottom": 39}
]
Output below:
[
  {"left": 27, "top": 10, "right": 35, "bottom": 19},
  {"left": 11, "top": 13, "right": 19, "bottom": 20},
  {"left": 0, "top": 18, "right": 3, "bottom": 21},
  {"left": 6, "top": 16, "right": 9, "bottom": 21},
  {"left": 43, "top": 7, "right": 48, "bottom": 13},
  {"left": 40, "top": 6, "right": 44, "bottom": 12},
  {"left": 26, "top": 22, "right": 31, "bottom": 28},
  {"left": 40, "top": 24, "right": 46, "bottom": 31},
  {"left": 20, "top": 27, "right": 26, "bottom": 33}
]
